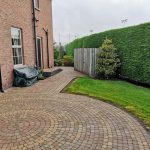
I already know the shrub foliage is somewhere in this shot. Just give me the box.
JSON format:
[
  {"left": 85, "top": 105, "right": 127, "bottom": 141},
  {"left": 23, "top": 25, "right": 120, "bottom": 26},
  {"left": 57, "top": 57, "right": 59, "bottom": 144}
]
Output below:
[
  {"left": 97, "top": 38, "right": 121, "bottom": 79},
  {"left": 66, "top": 23, "right": 150, "bottom": 85},
  {"left": 63, "top": 55, "right": 74, "bottom": 66},
  {"left": 54, "top": 59, "right": 63, "bottom": 66}
]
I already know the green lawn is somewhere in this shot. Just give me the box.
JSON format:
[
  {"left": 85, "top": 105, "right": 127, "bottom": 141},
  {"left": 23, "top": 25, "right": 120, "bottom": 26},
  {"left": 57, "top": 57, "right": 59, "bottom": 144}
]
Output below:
[{"left": 66, "top": 77, "right": 150, "bottom": 126}]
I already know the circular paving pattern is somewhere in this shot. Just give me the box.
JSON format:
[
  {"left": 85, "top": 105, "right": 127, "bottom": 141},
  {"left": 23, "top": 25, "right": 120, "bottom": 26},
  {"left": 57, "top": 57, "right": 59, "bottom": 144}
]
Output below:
[
  {"left": 0, "top": 67, "right": 150, "bottom": 150},
  {"left": 0, "top": 97, "right": 150, "bottom": 150},
  {"left": 0, "top": 110, "right": 53, "bottom": 148}
]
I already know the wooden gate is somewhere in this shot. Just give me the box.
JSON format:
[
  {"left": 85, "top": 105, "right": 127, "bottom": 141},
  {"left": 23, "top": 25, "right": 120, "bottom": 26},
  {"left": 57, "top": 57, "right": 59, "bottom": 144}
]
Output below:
[{"left": 74, "top": 48, "right": 99, "bottom": 77}]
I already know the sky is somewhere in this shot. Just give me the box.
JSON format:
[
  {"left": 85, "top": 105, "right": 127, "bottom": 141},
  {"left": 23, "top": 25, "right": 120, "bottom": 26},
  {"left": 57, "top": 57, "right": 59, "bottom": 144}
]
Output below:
[{"left": 52, "top": 0, "right": 150, "bottom": 44}]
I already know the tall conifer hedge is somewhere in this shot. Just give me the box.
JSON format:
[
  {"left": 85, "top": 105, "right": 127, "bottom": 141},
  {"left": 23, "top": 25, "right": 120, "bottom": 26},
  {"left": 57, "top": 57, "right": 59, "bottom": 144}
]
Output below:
[{"left": 66, "top": 23, "right": 150, "bottom": 85}]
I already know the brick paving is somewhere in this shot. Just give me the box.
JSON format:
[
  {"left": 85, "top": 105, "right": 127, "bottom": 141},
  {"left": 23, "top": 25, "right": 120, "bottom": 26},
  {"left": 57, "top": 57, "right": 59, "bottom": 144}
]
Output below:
[{"left": 0, "top": 67, "right": 150, "bottom": 150}]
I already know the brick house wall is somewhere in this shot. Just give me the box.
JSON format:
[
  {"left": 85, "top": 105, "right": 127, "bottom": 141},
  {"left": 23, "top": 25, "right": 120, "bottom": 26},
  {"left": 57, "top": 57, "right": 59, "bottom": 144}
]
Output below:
[
  {"left": 35, "top": 0, "right": 54, "bottom": 68},
  {"left": 0, "top": 0, "right": 54, "bottom": 90}
]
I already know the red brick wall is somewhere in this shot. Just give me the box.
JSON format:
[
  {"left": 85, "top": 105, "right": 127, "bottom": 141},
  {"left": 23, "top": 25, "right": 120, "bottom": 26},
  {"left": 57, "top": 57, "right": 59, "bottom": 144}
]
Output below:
[
  {"left": 36, "top": 0, "right": 54, "bottom": 68},
  {"left": 0, "top": 0, "right": 54, "bottom": 90}
]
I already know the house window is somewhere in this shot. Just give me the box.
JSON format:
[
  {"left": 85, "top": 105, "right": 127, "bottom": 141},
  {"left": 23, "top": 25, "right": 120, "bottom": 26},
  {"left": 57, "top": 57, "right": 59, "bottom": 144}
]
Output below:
[
  {"left": 11, "top": 27, "right": 23, "bottom": 65},
  {"left": 34, "top": 0, "right": 40, "bottom": 9}
]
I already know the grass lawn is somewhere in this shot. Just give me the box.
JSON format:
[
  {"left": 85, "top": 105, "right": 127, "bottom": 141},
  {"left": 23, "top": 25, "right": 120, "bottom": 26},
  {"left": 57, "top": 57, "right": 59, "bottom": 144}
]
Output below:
[{"left": 66, "top": 77, "right": 150, "bottom": 126}]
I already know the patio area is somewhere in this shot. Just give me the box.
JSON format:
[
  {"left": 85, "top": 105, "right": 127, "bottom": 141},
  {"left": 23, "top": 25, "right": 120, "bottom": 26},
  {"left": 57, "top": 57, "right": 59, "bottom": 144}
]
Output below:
[{"left": 0, "top": 67, "right": 149, "bottom": 150}]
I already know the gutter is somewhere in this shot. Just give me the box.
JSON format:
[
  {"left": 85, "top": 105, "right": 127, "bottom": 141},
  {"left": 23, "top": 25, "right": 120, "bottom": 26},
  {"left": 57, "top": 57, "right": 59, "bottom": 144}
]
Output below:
[{"left": 32, "top": 0, "right": 39, "bottom": 68}]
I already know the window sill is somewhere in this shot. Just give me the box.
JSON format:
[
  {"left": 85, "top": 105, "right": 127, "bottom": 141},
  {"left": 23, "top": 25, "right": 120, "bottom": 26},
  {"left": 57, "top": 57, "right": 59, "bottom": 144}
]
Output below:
[
  {"left": 14, "top": 64, "right": 25, "bottom": 69},
  {"left": 35, "top": 7, "right": 40, "bottom": 11}
]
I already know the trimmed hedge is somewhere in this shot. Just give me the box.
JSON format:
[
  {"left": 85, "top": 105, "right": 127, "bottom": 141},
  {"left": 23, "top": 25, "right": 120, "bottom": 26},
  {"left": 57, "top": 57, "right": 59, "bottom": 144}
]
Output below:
[{"left": 66, "top": 23, "right": 150, "bottom": 85}]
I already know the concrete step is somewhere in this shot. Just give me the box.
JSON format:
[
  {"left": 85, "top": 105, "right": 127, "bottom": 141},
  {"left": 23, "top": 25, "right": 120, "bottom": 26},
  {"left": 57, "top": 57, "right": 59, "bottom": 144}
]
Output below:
[{"left": 43, "top": 68, "right": 63, "bottom": 78}]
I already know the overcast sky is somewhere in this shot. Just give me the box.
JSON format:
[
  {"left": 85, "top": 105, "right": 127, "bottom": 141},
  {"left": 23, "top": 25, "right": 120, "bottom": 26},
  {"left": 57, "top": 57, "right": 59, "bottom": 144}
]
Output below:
[{"left": 52, "top": 0, "right": 150, "bottom": 44}]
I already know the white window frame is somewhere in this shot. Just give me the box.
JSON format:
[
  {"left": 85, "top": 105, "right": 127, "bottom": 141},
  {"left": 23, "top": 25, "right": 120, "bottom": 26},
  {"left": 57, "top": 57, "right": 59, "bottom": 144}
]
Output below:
[
  {"left": 11, "top": 27, "right": 23, "bottom": 66},
  {"left": 34, "top": 0, "right": 40, "bottom": 10}
]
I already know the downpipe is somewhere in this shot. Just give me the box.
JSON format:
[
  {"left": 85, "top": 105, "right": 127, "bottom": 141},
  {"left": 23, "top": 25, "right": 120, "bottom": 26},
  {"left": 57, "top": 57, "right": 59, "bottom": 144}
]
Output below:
[
  {"left": 32, "top": 0, "right": 39, "bottom": 69},
  {"left": 0, "top": 65, "right": 4, "bottom": 93}
]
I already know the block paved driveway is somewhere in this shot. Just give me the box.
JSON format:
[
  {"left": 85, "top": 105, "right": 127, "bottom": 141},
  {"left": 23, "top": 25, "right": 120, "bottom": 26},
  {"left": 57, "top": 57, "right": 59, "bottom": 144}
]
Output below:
[{"left": 0, "top": 67, "right": 150, "bottom": 150}]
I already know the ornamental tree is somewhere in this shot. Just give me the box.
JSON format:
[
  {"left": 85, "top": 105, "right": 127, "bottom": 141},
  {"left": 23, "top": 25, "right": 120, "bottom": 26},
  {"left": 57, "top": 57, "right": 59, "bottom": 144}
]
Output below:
[{"left": 96, "top": 38, "right": 121, "bottom": 79}]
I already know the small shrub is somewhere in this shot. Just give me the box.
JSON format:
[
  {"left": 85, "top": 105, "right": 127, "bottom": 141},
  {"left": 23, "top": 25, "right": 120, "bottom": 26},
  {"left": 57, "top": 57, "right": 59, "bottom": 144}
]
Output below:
[
  {"left": 63, "top": 55, "right": 74, "bottom": 66},
  {"left": 54, "top": 48, "right": 59, "bottom": 59},
  {"left": 54, "top": 59, "right": 63, "bottom": 66},
  {"left": 96, "top": 38, "right": 121, "bottom": 79},
  {"left": 38, "top": 69, "right": 45, "bottom": 80}
]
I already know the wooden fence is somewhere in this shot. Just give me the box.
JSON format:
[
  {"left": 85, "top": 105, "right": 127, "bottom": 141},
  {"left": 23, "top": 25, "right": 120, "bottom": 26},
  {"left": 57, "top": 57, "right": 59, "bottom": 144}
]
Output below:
[{"left": 74, "top": 48, "right": 99, "bottom": 77}]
